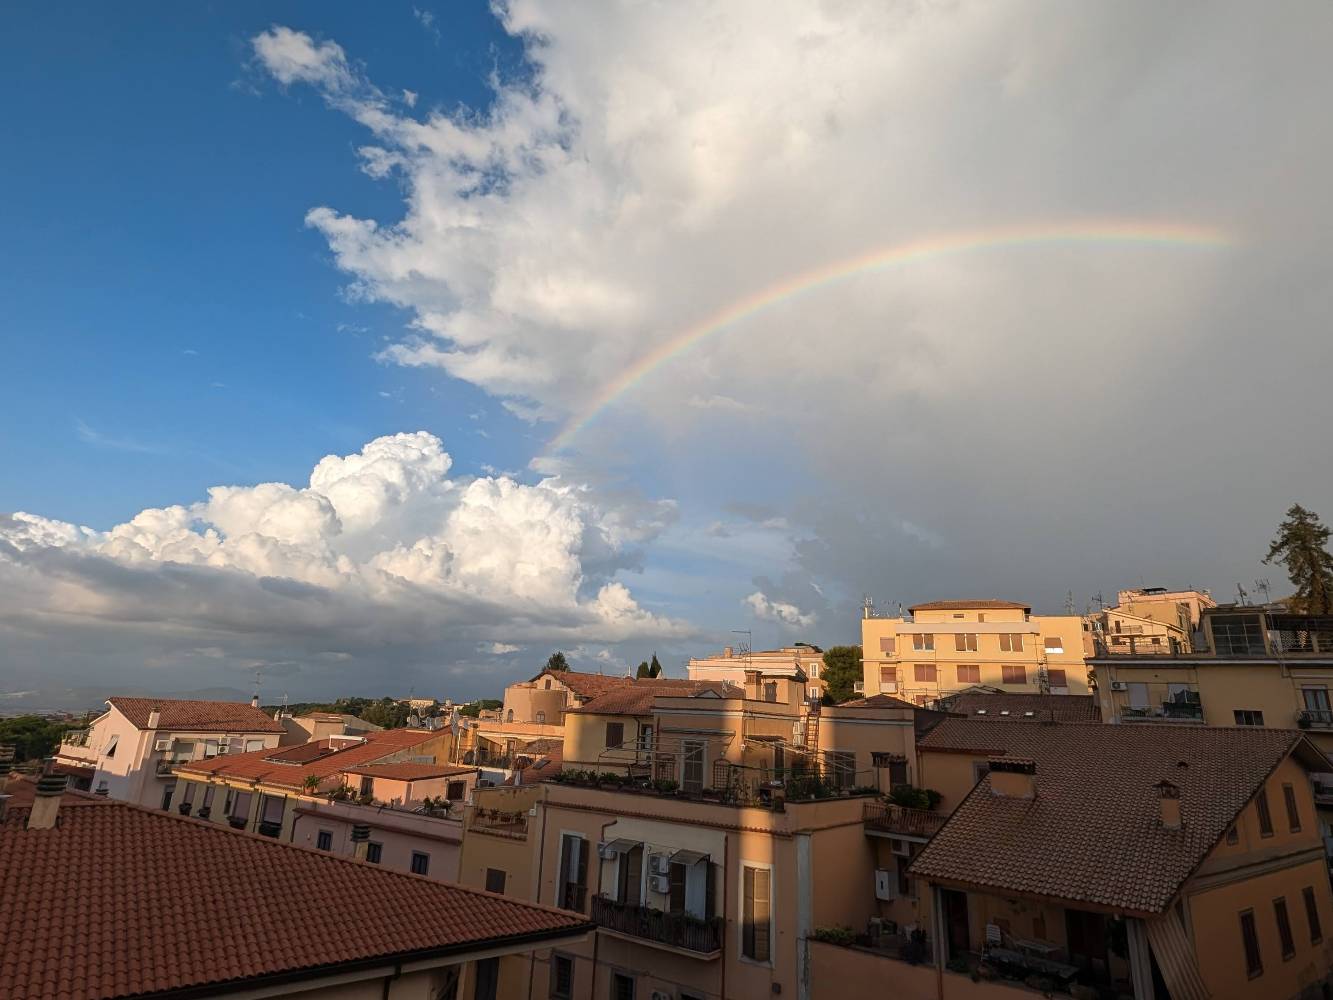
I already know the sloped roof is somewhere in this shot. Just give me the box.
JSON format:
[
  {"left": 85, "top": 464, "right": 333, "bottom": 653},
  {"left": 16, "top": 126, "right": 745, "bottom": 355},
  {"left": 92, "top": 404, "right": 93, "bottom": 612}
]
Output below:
[
  {"left": 909, "top": 599, "right": 1031, "bottom": 612},
  {"left": 565, "top": 679, "right": 736, "bottom": 718},
  {"left": 835, "top": 694, "right": 921, "bottom": 710},
  {"left": 108, "top": 696, "right": 284, "bottom": 733},
  {"left": 534, "top": 670, "right": 637, "bottom": 700},
  {"left": 946, "top": 693, "right": 1100, "bottom": 723},
  {"left": 175, "top": 729, "right": 440, "bottom": 790},
  {"left": 910, "top": 721, "right": 1314, "bottom": 914},
  {"left": 0, "top": 788, "right": 590, "bottom": 1000},
  {"left": 342, "top": 763, "right": 476, "bottom": 781}
]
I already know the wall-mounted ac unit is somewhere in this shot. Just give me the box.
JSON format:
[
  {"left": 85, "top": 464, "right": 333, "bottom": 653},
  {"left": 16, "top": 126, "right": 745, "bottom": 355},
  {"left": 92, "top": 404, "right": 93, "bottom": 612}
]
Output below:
[
  {"left": 891, "top": 839, "right": 911, "bottom": 858},
  {"left": 649, "top": 873, "right": 671, "bottom": 894},
  {"left": 153, "top": 739, "right": 173, "bottom": 751},
  {"left": 1110, "top": 681, "right": 1128, "bottom": 692},
  {"left": 649, "top": 853, "right": 671, "bottom": 876},
  {"left": 874, "top": 869, "right": 896, "bottom": 901}
]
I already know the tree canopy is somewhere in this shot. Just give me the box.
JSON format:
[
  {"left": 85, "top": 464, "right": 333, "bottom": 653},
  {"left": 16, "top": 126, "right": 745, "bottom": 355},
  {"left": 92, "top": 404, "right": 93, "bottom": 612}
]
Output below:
[
  {"left": 458, "top": 699, "right": 503, "bottom": 718},
  {"left": 0, "top": 715, "right": 80, "bottom": 763},
  {"left": 545, "top": 651, "right": 570, "bottom": 672},
  {"left": 1266, "top": 503, "right": 1333, "bottom": 614},
  {"left": 636, "top": 661, "right": 651, "bottom": 678},
  {"left": 649, "top": 653, "right": 663, "bottom": 678},
  {"left": 821, "top": 645, "right": 862, "bottom": 703}
]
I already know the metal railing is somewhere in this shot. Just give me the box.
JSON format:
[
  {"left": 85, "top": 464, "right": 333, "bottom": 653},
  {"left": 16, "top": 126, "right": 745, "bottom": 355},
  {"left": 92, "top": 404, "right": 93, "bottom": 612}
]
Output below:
[
  {"left": 1121, "top": 701, "right": 1203, "bottom": 722},
  {"left": 863, "top": 801, "right": 946, "bottom": 839},
  {"left": 468, "top": 807, "right": 530, "bottom": 839},
  {"left": 1300, "top": 710, "right": 1333, "bottom": 729},
  {"left": 591, "top": 895, "right": 722, "bottom": 954},
  {"left": 560, "top": 884, "right": 587, "bottom": 911},
  {"left": 1094, "top": 636, "right": 1182, "bottom": 656},
  {"left": 62, "top": 730, "right": 91, "bottom": 748}
]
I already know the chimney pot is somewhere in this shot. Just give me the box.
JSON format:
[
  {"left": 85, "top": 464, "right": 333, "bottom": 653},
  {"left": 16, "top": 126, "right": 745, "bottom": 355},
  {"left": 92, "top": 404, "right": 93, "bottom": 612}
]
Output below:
[
  {"left": 351, "top": 823, "right": 371, "bottom": 861},
  {"left": 1156, "top": 779, "right": 1182, "bottom": 829},
  {"left": 250, "top": 693, "right": 260, "bottom": 709},
  {"left": 147, "top": 709, "right": 162, "bottom": 730},
  {"left": 28, "top": 774, "right": 69, "bottom": 830}
]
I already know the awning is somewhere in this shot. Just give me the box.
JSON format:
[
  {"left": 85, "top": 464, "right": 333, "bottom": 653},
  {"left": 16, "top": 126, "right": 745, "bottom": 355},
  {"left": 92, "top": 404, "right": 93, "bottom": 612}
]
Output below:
[
  {"left": 602, "top": 838, "right": 639, "bottom": 854},
  {"left": 670, "top": 848, "right": 710, "bottom": 866}
]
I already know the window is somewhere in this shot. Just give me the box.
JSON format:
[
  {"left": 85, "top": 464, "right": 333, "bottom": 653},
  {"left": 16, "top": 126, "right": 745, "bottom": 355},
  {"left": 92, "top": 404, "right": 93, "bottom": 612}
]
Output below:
[
  {"left": 161, "top": 783, "right": 175, "bottom": 811},
  {"left": 557, "top": 833, "right": 588, "bottom": 910},
  {"left": 446, "top": 780, "right": 466, "bottom": 801},
  {"left": 229, "top": 791, "right": 252, "bottom": 823},
  {"left": 682, "top": 740, "right": 706, "bottom": 794},
  {"left": 888, "top": 759, "right": 909, "bottom": 787},
  {"left": 1043, "top": 636, "right": 1064, "bottom": 653},
  {"left": 617, "top": 845, "right": 644, "bottom": 906},
  {"left": 1226, "top": 824, "right": 1239, "bottom": 845},
  {"left": 998, "top": 633, "right": 1024, "bottom": 652},
  {"left": 742, "top": 866, "right": 772, "bottom": 963},
  {"left": 605, "top": 722, "right": 624, "bottom": 748},
  {"left": 536, "top": 710, "right": 546, "bottom": 724},
  {"left": 506, "top": 709, "right": 514, "bottom": 723},
  {"left": 914, "top": 664, "right": 937, "bottom": 683},
  {"left": 763, "top": 681, "right": 778, "bottom": 702},
  {"left": 1240, "top": 909, "right": 1263, "bottom": 977},
  {"left": 366, "top": 841, "right": 382, "bottom": 864},
  {"left": 1304, "top": 886, "right": 1323, "bottom": 943},
  {"left": 181, "top": 783, "right": 195, "bottom": 806},
  {"left": 611, "top": 972, "right": 634, "bottom": 1000},
  {"left": 640, "top": 724, "right": 654, "bottom": 750},
  {"left": 1001, "top": 665, "right": 1027, "bottom": 686},
  {"left": 1303, "top": 688, "right": 1331, "bottom": 712},
  {"left": 956, "top": 664, "right": 980, "bottom": 684},
  {"left": 825, "top": 751, "right": 855, "bottom": 789},
  {"left": 104, "top": 734, "right": 119, "bottom": 759},
  {"left": 245, "top": 739, "right": 263, "bottom": 752},
  {"left": 809, "top": 664, "right": 819, "bottom": 678},
  {"left": 1256, "top": 788, "right": 1274, "bottom": 837},
  {"left": 879, "top": 637, "right": 896, "bottom": 654},
  {"left": 1128, "top": 682, "right": 1149, "bottom": 710},
  {"left": 201, "top": 785, "right": 215, "bottom": 811},
  {"left": 668, "top": 861, "right": 687, "bottom": 914},
  {"left": 410, "top": 851, "right": 430, "bottom": 875},
  {"left": 474, "top": 957, "right": 499, "bottom": 1000},
  {"left": 260, "top": 793, "right": 285, "bottom": 826},
  {"left": 912, "top": 633, "right": 934, "bottom": 651},
  {"left": 550, "top": 955, "right": 574, "bottom": 1000},
  {"left": 1283, "top": 783, "right": 1301, "bottom": 832},
  {"left": 316, "top": 829, "right": 333, "bottom": 851},
  {"left": 1275, "top": 897, "right": 1295, "bottom": 959},
  {"left": 359, "top": 775, "right": 374, "bottom": 797},
  {"left": 1234, "top": 709, "right": 1265, "bottom": 726},
  {"left": 203, "top": 738, "right": 218, "bottom": 759},
  {"left": 878, "top": 666, "right": 898, "bottom": 691},
  {"left": 972, "top": 761, "right": 990, "bottom": 785},
  {"left": 954, "top": 633, "right": 978, "bottom": 652},
  {"left": 1046, "top": 669, "right": 1067, "bottom": 689},
  {"left": 486, "top": 868, "right": 507, "bottom": 894}
]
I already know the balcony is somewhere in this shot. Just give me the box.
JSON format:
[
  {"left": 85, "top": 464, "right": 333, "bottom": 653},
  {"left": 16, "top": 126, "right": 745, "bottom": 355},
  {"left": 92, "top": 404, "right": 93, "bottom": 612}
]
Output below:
[
  {"left": 1299, "top": 710, "right": 1333, "bottom": 730},
  {"left": 61, "top": 729, "right": 91, "bottom": 748},
  {"left": 590, "top": 894, "right": 722, "bottom": 957},
  {"left": 468, "top": 807, "right": 529, "bottom": 840},
  {"left": 862, "top": 801, "right": 946, "bottom": 841},
  {"left": 1120, "top": 700, "right": 1203, "bottom": 723}
]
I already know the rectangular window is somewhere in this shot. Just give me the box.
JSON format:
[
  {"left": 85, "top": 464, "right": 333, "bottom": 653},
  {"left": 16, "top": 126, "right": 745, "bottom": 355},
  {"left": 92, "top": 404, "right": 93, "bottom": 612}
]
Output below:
[
  {"left": 411, "top": 851, "right": 430, "bottom": 876},
  {"left": 888, "top": 759, "right": 909, "bottom": 787},
  {"left": 1304, "top": 886, "right": 1323, "bottom": 943},
  {"left": 1001, "top": 665, "right": 1027, "bottom": 685},
  {"left": 912, "top": 633, "right": 934, "bottom": 651},
  {"left": 1256, "top": 788, "right": 1274, "bottom": 837},
  {"left": 446, "top": 780, "right": 466, "bottom": 800},
  {"left": 558, "top": 833, "right": 588, "bottom": 910},
  {"left": 181, "top": 782, "right": 195, "bottom": 806},
  {"left": 1234, "top": 709, "right": 1265, "bottom": 726},
  {"left": 201, "top": 785, "right": 215, "bottom": 811},
  {"left": 1303, "top": 688, "right": 1331, "bottom": 712},
  {"left": 1043, "top": 636, "right": 1064, "bottom": 653},
  {"left": 617, "top": 845, "right": 644, "bottom": 906},
  {"left": 366, "top": 842, "right": 382, "bottom": 864},
  {"left": 1046, "top": 668, "right": 1067, "bottom": 688},
  {"left": 161, "top": 783, "right": 175, "bottom": 811},
  {"left": 605, "top": 722, "right": 624, "bottom": 748},
  {"left": 261, "top": 794, "right": 285, "bottom": 825},
  {"left": 203, "top": 738, "right": 218, "bottom": 759},
  {"left": 316, "top": 830, "right": 333, "bottom": 851},
  {"left": 879, "top": 637, "right": 896, "bottom": 655},
  {"left": 743, "top": 866, "right": 772, "bottom": 963},
  {"left": 486, "top": 868, "right": 507, "bottom": 894},
  {"left": 611, "top": 972, "right": 634, "bottom": 1000},
  {"left": 973, "top": 761, "right": 990, "bottom": 785},
  {"left": 1128, "top": 682, "right": 1149, "bottom": 710},
  {"left": 878, "top": 665, "right": 898, "bottom": 691},
  {"left": 669, "top": 861, "right": 687, "bottom": 914},
  {"left": 1275, "top": 897, "right": 1295, "bottom": 959},
  {"left": 956, "top": 664, "right": 980, "bottom": 684},
  {"left": 914, "top": 663, "right": 937, "bottom": 683},
  {"left": 474, "top": 957, "right": 499, "bottom": 1000},
  {"left": 954, "top": 633, "right": 978, "bottom": 652},
  {"left": 245, "top": 739, "right": 264, "bottom": 752},
  {"left": 550, "top": 955, "right": 573, "bottom": 1000},
  {"left": 998, "top": 633, "right": 1024, "bottom": 652},
  {"left": 1283, "top": 783, "right": 1301, "bottom": 832},
  {"left": 682, "top": 740, "right": 706, "bottom": 794},
  {"left": 825, "top": 750, "right": 855, "bottom": 789},
  {"left": 1240, "top": 909, "right": 1263, "bottom": 977},
  {"left": 763, "top": 681, "right": 778, "bottom": 702}
]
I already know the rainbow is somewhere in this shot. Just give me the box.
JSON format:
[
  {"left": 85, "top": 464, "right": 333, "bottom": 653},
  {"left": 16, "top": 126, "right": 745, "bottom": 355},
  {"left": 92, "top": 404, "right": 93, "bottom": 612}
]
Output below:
[{"left": 548, "top": 220, "right": 1233, "bottom": 451}]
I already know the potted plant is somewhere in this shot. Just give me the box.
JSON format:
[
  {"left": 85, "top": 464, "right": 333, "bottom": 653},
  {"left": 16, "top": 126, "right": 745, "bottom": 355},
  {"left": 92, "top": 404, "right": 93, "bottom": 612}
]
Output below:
[
  {"left": 227, "top": 816, "right": 247, "bottom": 830},
  {"left": 302, "top": 774, "right": 321, "bottom": 793},
  {"left": 195, "top": 806, "right": 211, "bottom": 820},
  {"left": 178, "top": 802, "right": 192, "bottom": 816}
]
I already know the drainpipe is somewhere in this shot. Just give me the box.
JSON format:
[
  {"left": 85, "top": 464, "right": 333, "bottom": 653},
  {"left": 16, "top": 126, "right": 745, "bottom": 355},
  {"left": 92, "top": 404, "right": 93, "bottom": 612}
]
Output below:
[
  {"left": 930, "top": 884, "right": 946, "bottom": 1000},
  {"left": 527, "top": 787, "right": 551, "bottom": 1000},
  {"left": 380, "top": 962, "right": 401, "bottom": 1000},
  {"left": 796, "top": 832, "right": 813, "bottom": 1000}
]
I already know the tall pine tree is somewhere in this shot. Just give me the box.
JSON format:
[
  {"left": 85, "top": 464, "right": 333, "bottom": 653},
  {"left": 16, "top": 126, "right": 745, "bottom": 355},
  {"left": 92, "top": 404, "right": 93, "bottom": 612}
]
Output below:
[
  {"left": 649, "top": 653, "right": 663, "bottom": 677},
  {"left": 1266, "top": 504, "right": 1333, "bottom": 614}
]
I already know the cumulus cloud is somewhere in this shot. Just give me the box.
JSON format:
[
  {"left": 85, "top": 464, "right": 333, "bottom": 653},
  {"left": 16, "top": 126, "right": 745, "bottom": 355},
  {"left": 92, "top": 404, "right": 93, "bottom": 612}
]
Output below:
[
  {"left": 249, "top": 6, "right": 1333, "bottom": 619},
  {"left": 744, "top": 591, "right": 816, "bottom": 630},
  {"left": 0, "top": 433, "right": 688, "bottom": 698}
]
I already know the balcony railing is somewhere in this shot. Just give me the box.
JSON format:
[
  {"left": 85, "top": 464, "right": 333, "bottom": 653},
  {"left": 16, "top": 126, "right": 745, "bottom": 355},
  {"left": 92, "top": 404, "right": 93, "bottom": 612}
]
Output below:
[
  {"left": 61, "top": 730, "right": 91, "bottom": 748},
  {"left": 1121, "top": 701, "right": 1203, "bottom": 723},
  {"left": 468, "top": 807, "right": 529, "bottom": 839},
  {"left": 591, "top": 895, "right": 723, "bottom": 955},
  {"left": 863, "top": 801, "right": 946, "bottom": 840}
]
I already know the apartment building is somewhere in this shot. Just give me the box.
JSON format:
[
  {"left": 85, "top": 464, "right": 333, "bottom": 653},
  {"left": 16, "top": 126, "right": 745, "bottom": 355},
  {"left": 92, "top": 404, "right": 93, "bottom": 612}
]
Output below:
[
  {"left": 52, "top": 696, "right": 284, "bottom": 808},
  {"left": 0, "top": 772, "right": 591, "bottom": 1000},
  {"left": 687, "top": 643, "right": 827, "bottom": 700},
  {"left": 861, "top": 600, "right": 1090, "bottom": 705},
  {"left": 172, "top": 727, "right": 474, "bottom": 881}
]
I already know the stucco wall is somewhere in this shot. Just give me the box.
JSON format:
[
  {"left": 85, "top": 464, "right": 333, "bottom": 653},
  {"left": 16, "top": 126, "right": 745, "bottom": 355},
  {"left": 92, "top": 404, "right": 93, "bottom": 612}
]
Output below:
[{"left": 808, "top": 939, "right": 1033, "bottom": 1000}]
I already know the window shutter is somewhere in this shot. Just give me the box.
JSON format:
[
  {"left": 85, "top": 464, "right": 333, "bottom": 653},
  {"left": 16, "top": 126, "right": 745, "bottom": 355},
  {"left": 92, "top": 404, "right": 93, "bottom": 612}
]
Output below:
[
  {"left": 624, "top": 847, "right": 643, "bottom": 906},
  {"left": 753, "top": 868, "right": 771, "bottom": 961},
  {"left": 669, "top": 862, "right": 687, "bottom": 913},
  {"left": 705, "top": 862, "right": 717, "bottom": 919},
  {"left": 743, "top": 867, "right": 755, "bottom": 956}
]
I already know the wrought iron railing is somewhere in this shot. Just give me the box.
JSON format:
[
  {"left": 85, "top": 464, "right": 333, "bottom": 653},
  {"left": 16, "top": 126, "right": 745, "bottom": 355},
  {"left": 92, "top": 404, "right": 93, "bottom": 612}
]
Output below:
[
  {"left": 1299, "top": 710, "right": 1333, "bottom": 729},
  {"left": 591, "top": 895, "right": 722, "bottom": 954},
  {"left": 469, "top": 807, "right": 529, "bottom": 838},
  {"left": 863, "top": 801, "right": 946, "bottom": 839}
]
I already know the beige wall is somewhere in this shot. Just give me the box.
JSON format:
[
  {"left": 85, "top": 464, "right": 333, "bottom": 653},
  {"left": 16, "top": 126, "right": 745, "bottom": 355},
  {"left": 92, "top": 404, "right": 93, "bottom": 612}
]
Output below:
[
  {"left": 501, "top": 681, "right": 569, "bottom": 726},
  {"left": 862, "top": 611, "right": 1089, "bottom": 705},
  {"left": 818, "top": 705, "right": 919, "bottom": 788},
  {"left": 808, "top": 939, "right": 1032, "bottom": 1000}
]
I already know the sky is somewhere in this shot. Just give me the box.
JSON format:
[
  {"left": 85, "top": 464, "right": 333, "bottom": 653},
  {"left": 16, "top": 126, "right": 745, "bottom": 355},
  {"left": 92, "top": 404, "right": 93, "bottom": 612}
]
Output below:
[{"left": 3, "top": 2, "right": 1332, "bottom": 709}]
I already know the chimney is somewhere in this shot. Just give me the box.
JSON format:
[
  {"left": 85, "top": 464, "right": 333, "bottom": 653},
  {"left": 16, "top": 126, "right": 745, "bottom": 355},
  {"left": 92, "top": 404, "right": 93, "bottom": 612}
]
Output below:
[
  {"left": 351, "top": 823, "right": 371, "bottom": 861},
  {"left": 744, "top": 669, "right": 762, "bottom": 699},
  {"left": 147, "top": 708, "right": 161, "bottom": 730},
  {"left": 988, "top": 758, "right": 1037, "bottom": 799},
  {"left": 251, "top": 693, "right": 260, "bottom": 709},
  {"left": 1156, "top": 779, "right": 1182, "bottom": 829},
  {"left": 27, "top": 774, "right": 69, "bottom": 830},
  {"left": 723, "top": 646, "right": 733, "bottom": 658}
]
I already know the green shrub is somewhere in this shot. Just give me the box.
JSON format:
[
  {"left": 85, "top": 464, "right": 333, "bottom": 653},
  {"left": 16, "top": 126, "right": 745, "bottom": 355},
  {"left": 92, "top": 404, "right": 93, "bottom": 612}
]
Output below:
[{"left": 812, "top": 925, "right": 856, "bottom": 947}]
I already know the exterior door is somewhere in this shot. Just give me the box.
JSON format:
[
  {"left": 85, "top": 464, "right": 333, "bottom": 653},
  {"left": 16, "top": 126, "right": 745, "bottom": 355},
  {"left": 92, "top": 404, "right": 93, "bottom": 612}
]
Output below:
[
  {"left": 1065, "top": 909, "right": 1108, "bottom": 966},
  {"left": 682, "top": 740, "right": 705, "bottom": 794},
  {"left": 942, "top": 890, "right": 970, "bottom": 959}
]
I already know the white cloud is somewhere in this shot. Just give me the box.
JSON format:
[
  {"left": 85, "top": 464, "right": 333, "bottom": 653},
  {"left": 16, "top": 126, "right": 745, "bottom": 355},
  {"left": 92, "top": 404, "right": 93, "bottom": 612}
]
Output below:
[
  {"left": 744, "top": 591, "right": 816, "bottom": 629},
  {"left": 252, "top": 26, "right": 354, "bottom": 91},
  {"left": 483, "top": 642, "right": 520, "bottom": 655}
]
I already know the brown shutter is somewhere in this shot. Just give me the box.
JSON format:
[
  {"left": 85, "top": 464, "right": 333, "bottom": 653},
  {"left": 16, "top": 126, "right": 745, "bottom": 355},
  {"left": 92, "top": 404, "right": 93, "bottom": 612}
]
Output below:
[
  {"left": 705, "top": 862, "right": 717, "bottom": 919},
  {"left": 669, "top": 861, "right": 687, "bottom": 913},
  {"left": 623, "top": 847, "right": 643, "bottom": 906},
  {"left": 743, "top": 867, "right": 755, "bottom": 956},
  {"left": 753, "top": 868, "right": 771, "bottom": 961}
]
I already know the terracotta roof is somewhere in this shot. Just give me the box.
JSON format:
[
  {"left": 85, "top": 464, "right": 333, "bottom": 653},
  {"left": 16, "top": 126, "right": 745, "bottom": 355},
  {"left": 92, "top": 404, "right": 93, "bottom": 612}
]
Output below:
[
  {"left": 342, "top": 763, "right": 477, "bottom": 781},
  {"left": 910, "top": 721, "right": 1314, "bottom": 914},
  {"left": 908, "top": 599, "right": 1031, "bottom": 612},
  {"left": 945, "top": 693, "right": 1100, "bottom": 723},
  {"left": 108, "top": 696, "right": 284, "bottom": 733},
  {"left": 836, "top": 694, "right": 921, "bottom": 710},
  {"left": 175, "top": 729, "right": 440, "bottom": 790},
  {"left": 534, "top": 670, "right": 639, "bottom": 700},
  {"left": 0, "top": 788, "right": 591, "bottom": 1000},
  {"left": 565, "top": 680, "right": 735, "bottom": 717}
]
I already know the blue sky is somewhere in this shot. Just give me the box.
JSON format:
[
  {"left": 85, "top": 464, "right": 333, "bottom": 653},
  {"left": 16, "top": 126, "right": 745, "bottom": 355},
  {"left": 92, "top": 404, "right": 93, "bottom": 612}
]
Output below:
[{"left": 3, "top": 3, "right": 1331, "bottom": 706}]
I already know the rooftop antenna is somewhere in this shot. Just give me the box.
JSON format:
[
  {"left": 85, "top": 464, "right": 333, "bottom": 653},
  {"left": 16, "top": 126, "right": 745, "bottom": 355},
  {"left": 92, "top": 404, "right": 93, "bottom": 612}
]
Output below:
[
  {"left": 1235, "top": 583, "right": 1250, "bottom": 606},
  {"left": 1093, "top": 591, "right": 1105, "bottom": 611},
  {"left": 862, "top": 595, "right": 875, "bottom": 619},
  {"left": 1254, "top": 578, "right": 1272, "bottom": 605},
  {"left": 1064, "top": 590, "right": 1075, "bottom": 614}
]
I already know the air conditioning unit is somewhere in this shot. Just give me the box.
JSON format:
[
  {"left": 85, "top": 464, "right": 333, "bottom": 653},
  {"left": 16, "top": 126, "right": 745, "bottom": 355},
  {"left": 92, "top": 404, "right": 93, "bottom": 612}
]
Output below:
[
  {"left": 891, "top": 839, "right": 911, "bottom": 858},
  {"left": 153, "top": 739, "right": 173, "bottom": 751},
  {"left": 598, "top": 841, "right": 619, "bottom": 860},
  {"left": 649, "top": 853, "right": 671, "bottom": 876},
  {"left": 1110, "top": 681, "right": 1128, "bottom": 692},
  {"left": 649, "top": 873, "right": 671, "bottom": 894},
  {"left": 874, "top": 869, "right": 896, "bottom": 902}
]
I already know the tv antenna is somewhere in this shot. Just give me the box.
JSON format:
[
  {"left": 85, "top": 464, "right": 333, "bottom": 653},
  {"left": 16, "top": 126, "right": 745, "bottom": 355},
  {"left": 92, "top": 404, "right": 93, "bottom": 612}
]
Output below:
[
  {"left": 1064, "top": 590, "right": 1076, "bottom": 614},
  {"left": 1235, "top": 583, "right": 1250, "bottom": 606},
  {"left": 1254, "top": 579, "right": 1272, "bottom": 605}
]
